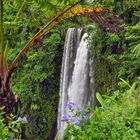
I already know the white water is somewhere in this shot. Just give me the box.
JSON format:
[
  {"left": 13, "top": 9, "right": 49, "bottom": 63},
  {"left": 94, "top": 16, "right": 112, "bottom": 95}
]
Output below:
[
  {"left": 68, "top": 33, "right": 89, "bottom": 108},
  {"left": 57, "top": 28, "right": 95, "bottom": 140},
  {"left": 87, "top": 0, "right": 94, "bottom": 2}
]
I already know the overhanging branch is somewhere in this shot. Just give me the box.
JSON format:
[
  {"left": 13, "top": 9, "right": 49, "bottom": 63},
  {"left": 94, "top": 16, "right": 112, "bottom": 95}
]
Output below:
[
  {"left": 8, "top": 0, "right": 85, "bottom": 74},
  {"left": 8, "top": 0, "right": 122, "bottom": 76}
]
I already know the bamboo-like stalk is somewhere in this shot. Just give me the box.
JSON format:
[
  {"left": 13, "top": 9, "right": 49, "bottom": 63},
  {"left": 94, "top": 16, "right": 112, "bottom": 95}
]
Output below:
[
  {"left": 8, "top": 0, "right": 84, "bottom": 74},
  {"left": 0, "top": 0, "right": 4, "bottom": 77}
]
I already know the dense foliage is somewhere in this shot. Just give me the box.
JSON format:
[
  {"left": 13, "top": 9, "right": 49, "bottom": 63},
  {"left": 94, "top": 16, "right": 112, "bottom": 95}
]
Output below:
[
  {"left": 12, "top": 28, "right": 62, "bottom": 139},
  {"left": 0, "top": 112, "right": 27, "bottom": 140},
  {"left": 88, "top": 0, "right": 140, "bottom": 94},
  {"left": 3, "top": 0, "right": 84, "bottom": 139},
  {"left": 0, "top": 0, "right": 140, "bottom": 139},
  {"left": 63, "top": 0, "right": 140, "bottom": 139},
  {"left": 64, "top": 79, "right": 140, "bottom": 140}
]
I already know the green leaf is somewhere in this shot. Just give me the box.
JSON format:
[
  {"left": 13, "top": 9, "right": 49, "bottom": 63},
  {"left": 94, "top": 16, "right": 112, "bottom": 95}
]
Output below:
[
  {"left": 133, "top": 43, "right": 140, "bottom": 57},
  {"left": 120, "top": 78, "right": 131, "bottom": 88},
  {"left": 96, "top": 93, "right": 106, "bottom": 107}
]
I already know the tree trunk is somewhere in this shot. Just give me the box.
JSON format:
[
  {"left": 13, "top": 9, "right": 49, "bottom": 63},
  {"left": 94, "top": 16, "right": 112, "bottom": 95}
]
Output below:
[{"left": 0, "top": 0, "right": 16, "bottom": 115}]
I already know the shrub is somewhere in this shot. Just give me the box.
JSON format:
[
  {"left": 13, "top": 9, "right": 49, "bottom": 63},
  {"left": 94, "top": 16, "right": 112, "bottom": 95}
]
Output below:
[
  {"left": 0, "top": 112, "right": 27, "bottom": 140},
  {"left": 64, "top": 79, "right": 140, "bottom": 140}
]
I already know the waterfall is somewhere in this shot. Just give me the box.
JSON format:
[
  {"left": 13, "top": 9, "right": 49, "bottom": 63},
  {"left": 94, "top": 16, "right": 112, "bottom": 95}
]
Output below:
[
  {"left": 57, "top": 28, "right": 95, "bottom": 139},
  {"left": 68, "top": 33, "right": 89, "bottom": 107}
]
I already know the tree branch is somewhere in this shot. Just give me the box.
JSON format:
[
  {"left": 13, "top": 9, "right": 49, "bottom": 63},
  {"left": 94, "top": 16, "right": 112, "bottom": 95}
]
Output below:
[{"left": 8, "top": 0, "right": 85, "bottom": 74}]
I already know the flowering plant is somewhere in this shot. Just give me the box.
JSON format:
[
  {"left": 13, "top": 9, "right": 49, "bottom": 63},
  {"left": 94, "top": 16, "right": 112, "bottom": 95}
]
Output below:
[
  {"left": 63, "top": 102, "right": 91, "bottom": 125},
  {"left": 63, "top": 81, "right": 140, "bottom": 140},
  {"left": 0, "top": 111, "right": 27, "bottom": 140}
]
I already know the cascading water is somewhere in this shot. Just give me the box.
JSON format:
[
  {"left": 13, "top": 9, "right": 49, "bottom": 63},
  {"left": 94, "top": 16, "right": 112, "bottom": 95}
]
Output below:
[
  {"left": 57, "top": 28, "right": 95, "bottom": 140},
  {"left": 68, "top": 33, "right": 89, "bottom": 107}
]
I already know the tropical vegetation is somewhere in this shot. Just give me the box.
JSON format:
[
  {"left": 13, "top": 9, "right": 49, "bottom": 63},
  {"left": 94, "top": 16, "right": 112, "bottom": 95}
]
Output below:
[{"left": 0, "top": 0, "right": 139, "bottom": 139}]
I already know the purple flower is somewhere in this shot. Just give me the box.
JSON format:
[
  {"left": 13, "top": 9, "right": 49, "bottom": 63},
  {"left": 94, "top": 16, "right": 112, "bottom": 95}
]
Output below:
[
  {"left": 80, "top": 110, "right": 84, "bottom": 115},
  {"left": 70, "top": 117, "right": 75, "bottom": 122},
  {"left": 64, "top": 102, "right": 76, "bottom": 108},
  {"left": 69, "top": 102, "right": 76, "bottom": 106},
  {"left": 64, "top": 103, "right": 72, "bottom": 108},
  {"left": 16, "top": 117, "right": 22, "bottom": 122},
  {"left": 17, "top": 116, "right": 28, "bottom": 123},
  {"left": 76, "top": 119, "right": 81, "bottom": 124},
  {"left": 10, "top": 136, "right": 13, "bottom": 140},
  {"left": 68, "top": 115, "right": 71, "bottom": 118},
  {"left": 63, "top": 116, "right": 68, "bottom": 121},
  {"left": 23, "top": 116, "right": 28, "bottom": 123},
  {"left": 83, "top": 115, "right": 88, "bottom": 120},
  {"left": 80, "top": 107, "right": 84, "bottom": 114}
]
